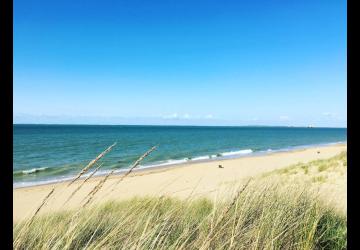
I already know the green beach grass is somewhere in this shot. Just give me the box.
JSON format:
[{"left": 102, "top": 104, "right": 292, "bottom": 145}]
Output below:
[{"left": 13, "top": 151, "right": 347, "bottom": 250}]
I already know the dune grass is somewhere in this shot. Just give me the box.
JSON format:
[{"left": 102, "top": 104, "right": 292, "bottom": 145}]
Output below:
[
  {"left": 13, "top": 150, "right": 347, "bottom": 250},
  {"left": 262, "top": 151, "right": 346, "bottom": 179},
  {"left": 14, "top": 180, "right": 346, "bottom": 249}
]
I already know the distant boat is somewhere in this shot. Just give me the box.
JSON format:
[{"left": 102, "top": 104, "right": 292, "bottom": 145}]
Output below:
[{"left": 307, "top": 125, "right": 314, "bottom": 128}]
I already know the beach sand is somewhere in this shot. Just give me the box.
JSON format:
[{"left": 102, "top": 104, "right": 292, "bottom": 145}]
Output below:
[{"left": 13, "top": 143, "right": 346, "bottom": 222}]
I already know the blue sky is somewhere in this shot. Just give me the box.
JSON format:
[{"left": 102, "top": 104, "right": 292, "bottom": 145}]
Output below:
[{"left": 14, "top": 0, "right": 347, "bottom": 127}]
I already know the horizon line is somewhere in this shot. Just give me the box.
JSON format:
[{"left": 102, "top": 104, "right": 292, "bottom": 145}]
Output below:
[{"left": 13, "top": 123, "right": 347, "bottom": 129}]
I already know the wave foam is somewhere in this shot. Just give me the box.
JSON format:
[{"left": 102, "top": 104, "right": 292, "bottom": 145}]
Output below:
[
  {"left": 21, "top": 167, "right": 48, "bottom": 175},
  {"left": 221, "top": 149, "right": 253, "bottom": 157},
  {"left": 192, "top": 156, "right": 210, "bottom": 161},
  {"left": 142, "top": 158, "right": 188, "bottom": 168}
]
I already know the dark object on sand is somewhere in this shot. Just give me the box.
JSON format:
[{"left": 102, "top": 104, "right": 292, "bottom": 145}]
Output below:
[
  {"left": 218, "top": 164, "right": 224, "bottom": 168},
  {"left": 317, "top": 151, "right": 320, "bottom": 154}
]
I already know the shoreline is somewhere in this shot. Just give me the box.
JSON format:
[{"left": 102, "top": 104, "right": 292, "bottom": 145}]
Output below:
[
  {"left": 14, "top": 143, "right": 346, "bottom": 221},
  {"left": 13, "top": 141, "right": 347, "bottom": 189}
]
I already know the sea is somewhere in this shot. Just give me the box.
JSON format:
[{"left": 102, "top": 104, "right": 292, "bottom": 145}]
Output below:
[{"left": 13, "top": 125, "right": 347, "bottom": 188}]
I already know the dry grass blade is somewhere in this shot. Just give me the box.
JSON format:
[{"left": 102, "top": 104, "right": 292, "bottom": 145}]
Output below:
[
  {"left": 113, "top": 146, "right": 157, "bottom": 187},
  {"left": 83, "top": 146, "right": 157, "bottom": 208},
  {"left": 67, "top": 142, "right": 116, "bottom": 187},
  {"left": 104, "top": 146, "right": 157, "bottom": 195},
  {"left": 200, "top": 178, "right": 251, "bottom": 250},
  {"left": 28, "top": 187, "right": 56, "bottom": 226},
  {"left": 60, "top": 146, "right": 156, "bottom": 236},
  {"left": 216, "top": 178, "right": 252, "bottom": 225},
  {"left": 64, "top": 163, "right": 103, "bottom": 205},
  {"left": 82, "top": 169, "right": 116, "bottom": 208},
  {"left": 14, "top": 187, "right": 56, "bottom": 248},
  {"left": 14, "top": 144, "right": 115, "bottom": 246}
]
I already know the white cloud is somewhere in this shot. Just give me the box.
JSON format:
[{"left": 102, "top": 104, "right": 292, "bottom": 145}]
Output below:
[
  {"left": 322, "top": 112, "right": 337, "bottom": 117},
  {"left": 205, "top": 114, "right": 214, "bottom": 119},
  {"left": 322, "top": 112, "right": 343, "bottom": 121},
  {"left": 162, "top": 113, "right": 179, "bottom": 119},
  {"left": 162, "top": 113, "right": 213, "bottom": 120},
  {"left": 162, "top": 113, "right": 191, "bottom": 119},
  {"left": 279, "top": 115, "right": 289, "bottom": 121},
  {"left": 322, "top": 112, "right": 332, "bottom": 116}
]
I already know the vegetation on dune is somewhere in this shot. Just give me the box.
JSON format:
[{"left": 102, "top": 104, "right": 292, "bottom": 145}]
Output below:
[
  {"left": 14, "top": 181, "right": 346, "bottom": 249},
  {"left": 13, "top": 149, "right": 347, "bottom": 250},
  {"left": 262, "top": 151, "right": 347, "bottom": 179}
]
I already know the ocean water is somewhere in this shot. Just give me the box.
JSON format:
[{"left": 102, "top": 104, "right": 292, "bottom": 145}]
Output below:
[{"left": 13, "top": 125, "right": 347, "bottom": 187}]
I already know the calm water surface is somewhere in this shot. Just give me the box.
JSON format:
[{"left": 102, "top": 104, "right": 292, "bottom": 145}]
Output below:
[{"left": 13, "top": 125, "right": 347, "bottom": 187}]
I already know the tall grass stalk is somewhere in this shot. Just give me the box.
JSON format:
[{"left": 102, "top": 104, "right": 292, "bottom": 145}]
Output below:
[
  {"left": 67, "top": 142, "right": 116, "bottom": 187},
  {"left": 64, "top": 163, "right": 103, "bottom": 205},
  {"left": 82, "top": 146, "right": 157, "bottom": 208},
  {"left": 109, "top": 145, "right": 157, "bottom": 192},
  {"left": 14, "top": 187, "right": 55, "bottom": 249}
]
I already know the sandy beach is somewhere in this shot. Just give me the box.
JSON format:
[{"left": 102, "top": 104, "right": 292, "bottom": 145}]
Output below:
[{"left": 13, "top": 143, "right": 346, "bottom": 222}]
